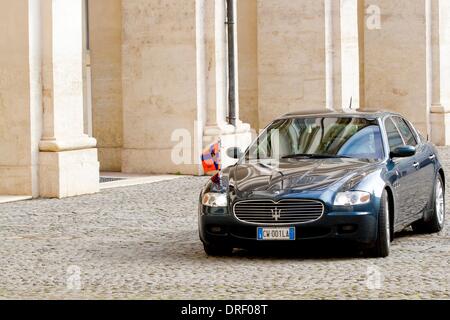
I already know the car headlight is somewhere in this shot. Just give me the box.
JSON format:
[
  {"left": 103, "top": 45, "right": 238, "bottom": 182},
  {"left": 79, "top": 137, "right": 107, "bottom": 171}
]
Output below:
[
  {"left": 202, "top": 192, "right": 228, "bottom": 207},
  {"left": 334, "top": 191, "right": 371, "bottom": 206}
]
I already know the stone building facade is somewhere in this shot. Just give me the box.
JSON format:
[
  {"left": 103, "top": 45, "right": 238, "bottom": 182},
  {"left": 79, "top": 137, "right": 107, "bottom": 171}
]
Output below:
[{"left": 1, "top": 0, "right": 450, "bottom": 198}]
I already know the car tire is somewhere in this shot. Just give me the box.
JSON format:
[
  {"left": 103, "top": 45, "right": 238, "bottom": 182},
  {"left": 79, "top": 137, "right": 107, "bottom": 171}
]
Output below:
[
  {"left": 203, "top": 243, "right": 233, "bottom": 257},
  {"left": 412, "top": 175, "right": 445, "bottom": 234},
  {"left": 371, "top": 190, "right": 391, "bottom": 258}
]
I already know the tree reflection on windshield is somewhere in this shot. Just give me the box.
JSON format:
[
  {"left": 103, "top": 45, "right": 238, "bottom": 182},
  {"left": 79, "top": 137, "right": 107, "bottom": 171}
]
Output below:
[{"left": 245, "top": 117, "right": 385, "bottom": 161}]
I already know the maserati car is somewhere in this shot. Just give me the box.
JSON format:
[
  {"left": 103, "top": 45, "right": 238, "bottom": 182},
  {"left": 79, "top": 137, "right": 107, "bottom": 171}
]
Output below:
[{"left": 198, "top": 111, "right": 446, "bottom": 257}]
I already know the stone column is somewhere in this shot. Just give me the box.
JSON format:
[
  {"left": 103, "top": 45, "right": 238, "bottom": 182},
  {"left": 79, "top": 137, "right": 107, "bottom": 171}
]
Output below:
[
  {"left": 324, "top": 0, "right": 361, "bottom": 111},
  {"left": 340, "top": 0, "right": 360, "bottom": 110},
  {"left": 431, "top": 0, "right": 450, "bottom": 145},
  {"left": 202, "top": 0, "right": 235, "bottom": 133},
  {"left": 39, "top": 0, "right": 99, "bottom": 198},
  {"left": 202, "top": 0, "right": 252, "bottom": 170},
  {"left": 325, "top": 0, "right": 348, "bottom": 111},
  {"left": 325, "top": 0, "right": 336, "bottom": 110}
]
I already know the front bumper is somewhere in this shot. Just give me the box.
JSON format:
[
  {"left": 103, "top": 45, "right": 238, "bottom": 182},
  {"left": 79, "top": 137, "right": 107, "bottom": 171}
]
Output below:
[{"left": 199, "top": 209, "right": 378, "bottom": 249}]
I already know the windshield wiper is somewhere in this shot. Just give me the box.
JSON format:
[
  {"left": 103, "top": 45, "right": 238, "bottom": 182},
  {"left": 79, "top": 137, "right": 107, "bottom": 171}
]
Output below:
[{"left": 282, "top": 153, "right": 353, "bottom": 159}]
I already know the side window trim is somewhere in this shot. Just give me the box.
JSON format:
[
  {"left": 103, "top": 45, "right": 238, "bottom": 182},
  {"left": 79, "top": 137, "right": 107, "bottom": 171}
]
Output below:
[
  {"left": 379, "top": 117, "right": 391, "bottom": 160},
  {"left": 393, "top": 116, "right": 418, "bottom": 146},
  {"left": 385, "top": 116, "right": 406, "bottom": 146},
  {"left": 393, "top": 117, "right": 407, "bottom": 145},
  {"left": 404, "top": 118, "right": 421, "bottom": 144}
]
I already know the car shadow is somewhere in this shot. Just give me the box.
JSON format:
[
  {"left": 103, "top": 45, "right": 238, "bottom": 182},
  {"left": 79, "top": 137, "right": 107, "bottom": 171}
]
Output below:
[
  {"left": 230, "top": 242, "right": 368, "bottom": 260},
  {"left": 393, "top": 228, "right": 416, "bottom": 240},
  {"left": 392, "top": 225, "right": 437, "bottom": 241},
  {"left": 94, "top": 230, "right": 374, "bottom": 263}
]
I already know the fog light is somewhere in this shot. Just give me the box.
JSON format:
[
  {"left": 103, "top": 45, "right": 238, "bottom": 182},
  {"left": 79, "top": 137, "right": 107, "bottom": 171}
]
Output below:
[
  {"left": 339, "top": 225, "right": 357, "bottom": 234},
  {"left": 209, "top": 226, "right": 225, "bottom": 234}
]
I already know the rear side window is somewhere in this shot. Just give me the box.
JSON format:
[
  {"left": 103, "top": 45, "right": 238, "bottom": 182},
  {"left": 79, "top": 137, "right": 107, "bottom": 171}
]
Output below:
[
  {"left": 385, "top": 118, "right": 404, "bottom": 151},
  {"left": 393, "top": 117, "right": 417, "bottom": 146}
]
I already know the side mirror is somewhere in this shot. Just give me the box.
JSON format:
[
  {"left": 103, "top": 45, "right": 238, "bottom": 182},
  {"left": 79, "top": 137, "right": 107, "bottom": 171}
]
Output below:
[
  {"left": 390, "top": 145, "right": 416, "bottom": 158},
  {"left": 226, "top": 147, "right": 244, "bottom": 159}
]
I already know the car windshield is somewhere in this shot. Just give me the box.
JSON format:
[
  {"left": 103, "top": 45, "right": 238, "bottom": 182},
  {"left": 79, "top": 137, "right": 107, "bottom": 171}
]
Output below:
[{"left": 245, "top": 117, "right": 385, "bottom": 161}]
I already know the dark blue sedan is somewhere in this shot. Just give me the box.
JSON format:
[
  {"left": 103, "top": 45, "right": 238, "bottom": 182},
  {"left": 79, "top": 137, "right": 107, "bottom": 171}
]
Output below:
[{"left": 198, "top": 111, "right": 445, "bottom": 257}]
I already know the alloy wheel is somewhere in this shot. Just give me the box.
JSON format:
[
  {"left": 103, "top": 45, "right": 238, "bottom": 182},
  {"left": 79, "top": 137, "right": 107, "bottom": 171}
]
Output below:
[
  {"left": 436, "top": 178, "right": 445, "bottom": 226},
  {"left": 385, "top": 197, "right": 391, "bottom": 247}
]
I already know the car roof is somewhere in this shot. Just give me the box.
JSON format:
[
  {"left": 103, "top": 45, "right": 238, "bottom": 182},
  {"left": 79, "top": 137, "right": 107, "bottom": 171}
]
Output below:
[{"left": 279, "top": 109, "right": 402, "bottom": 120}]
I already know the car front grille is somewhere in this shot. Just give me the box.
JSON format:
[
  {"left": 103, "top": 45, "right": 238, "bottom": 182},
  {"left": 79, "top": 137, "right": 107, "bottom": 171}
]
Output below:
[{"left": 233, "top": 199, "right": 324, "bottom": 225}]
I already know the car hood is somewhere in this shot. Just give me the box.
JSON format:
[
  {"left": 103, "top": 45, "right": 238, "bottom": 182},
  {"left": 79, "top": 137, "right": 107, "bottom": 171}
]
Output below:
[{"left": 229, "top": 158, "right": 381, "bottom": 193}]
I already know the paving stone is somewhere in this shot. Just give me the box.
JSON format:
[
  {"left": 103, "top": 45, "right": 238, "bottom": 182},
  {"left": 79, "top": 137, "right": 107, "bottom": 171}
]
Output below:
[{"left": 0, "top": 148, "right": 449, "bottom": 299}]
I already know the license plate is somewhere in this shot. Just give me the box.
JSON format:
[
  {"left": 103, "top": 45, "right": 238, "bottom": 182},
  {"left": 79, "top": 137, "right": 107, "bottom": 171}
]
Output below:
[{"left": 257, "top": 227, "right": 296, "bottom": 241}]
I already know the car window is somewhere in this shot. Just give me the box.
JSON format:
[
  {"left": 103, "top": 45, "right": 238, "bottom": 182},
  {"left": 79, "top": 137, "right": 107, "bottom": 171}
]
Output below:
[
  {"left": 337, "top": 125, "right": 384, "bottom": 159},
  {"left": 393, "top": 117, "right": 417, "bottom": 146},
  {"left": 385, "top": 118, "right": 404, "bottom": 151},
  {"left": 407, "top": 119, "right": 423, "bottom": 143},
  {"left": 246, "top": 117, "right": 385, "bottom": 160}
]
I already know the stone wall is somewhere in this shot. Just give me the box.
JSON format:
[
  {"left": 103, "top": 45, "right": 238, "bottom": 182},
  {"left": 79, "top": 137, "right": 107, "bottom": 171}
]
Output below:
[
  {"left": 121, "top": 0, "right": 198, "bottom": 174},
  {"left": 0, "top": 0, "right": 33, "bottom": 195},
  {"left": 89, "top": 0, "right": 123, "bottom": 172},
  {"left": 257, "top": 0, "right": 327, "bottom": 127},
  {"left": 237, "top": 0, "right": 259, "bottom": 129},
  {"left": 362, "top": 0, "right": 429, "bottom": 135}
]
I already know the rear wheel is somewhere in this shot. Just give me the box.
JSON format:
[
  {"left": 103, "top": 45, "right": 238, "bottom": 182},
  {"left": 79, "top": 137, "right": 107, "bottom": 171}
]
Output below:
[
  {"left": 203, "top": 243, "right": 233, "bottom": 257},
  {"left": 371, "top": 190, "right": 391, "bottom": 258},
  {"left": 412, "top": 175, "right": 445, "bottom": 233}
]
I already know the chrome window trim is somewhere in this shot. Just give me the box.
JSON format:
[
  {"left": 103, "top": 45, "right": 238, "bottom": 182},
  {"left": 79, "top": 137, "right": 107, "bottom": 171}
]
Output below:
[
  {"left": 392, "top": 116, "right": 418, "bottom": 146},
  {"left": 384, "top": 117, "right": 406, "bottom": 151}
]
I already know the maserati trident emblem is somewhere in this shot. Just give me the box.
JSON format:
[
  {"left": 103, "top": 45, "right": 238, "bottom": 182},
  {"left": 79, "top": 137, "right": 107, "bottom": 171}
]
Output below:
[{"left": 271, "top": 207, "right": 282, "bottom": 221}]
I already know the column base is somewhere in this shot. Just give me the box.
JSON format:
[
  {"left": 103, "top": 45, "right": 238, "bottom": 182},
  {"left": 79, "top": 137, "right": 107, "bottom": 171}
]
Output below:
[
  {"left": 39, "top": 148, "right": 100, "bottom": 198},
  {"left": 39, "top": 136, "right": 97, "bottom": 152},
  {"left": 431, "top": 106, "right": 450, "bottom": 146},
  {"left": 430, "top": 106, "right": 450, "bottom": 146}
]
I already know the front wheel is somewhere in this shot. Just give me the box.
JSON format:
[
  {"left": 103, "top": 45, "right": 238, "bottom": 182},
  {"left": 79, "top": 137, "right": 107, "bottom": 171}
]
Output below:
[
  {"left": 371, "top": 190, "right": 391, "bottom": 258},
  {"left": 412, "top": 175, "right": 445, "bottom": 233}
]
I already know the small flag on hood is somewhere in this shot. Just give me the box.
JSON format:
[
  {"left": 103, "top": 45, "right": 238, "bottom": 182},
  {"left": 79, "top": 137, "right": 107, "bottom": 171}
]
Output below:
[{"left": 201, "top": 140, "right": 221, "bottom": 173}]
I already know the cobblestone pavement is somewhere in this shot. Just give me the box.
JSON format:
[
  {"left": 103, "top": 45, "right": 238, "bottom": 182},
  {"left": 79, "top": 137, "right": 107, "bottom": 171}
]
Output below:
[{"left": 1, "top": 149, "right": 450, "bottom": 300}]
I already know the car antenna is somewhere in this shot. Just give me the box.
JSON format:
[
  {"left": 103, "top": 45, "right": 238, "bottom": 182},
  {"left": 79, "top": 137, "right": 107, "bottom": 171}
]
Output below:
[{"left": 349, "top": 97, "right": 353, "bottom": 110}]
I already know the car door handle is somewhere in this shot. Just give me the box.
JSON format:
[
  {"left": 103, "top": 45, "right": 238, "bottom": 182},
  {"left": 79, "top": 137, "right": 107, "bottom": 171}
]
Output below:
[
  {"left": 429, "top": 154, "right": 436, "bottom": 161},
  {"left": 413, "top": 162, "right": 420, "bottom": 169}
]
